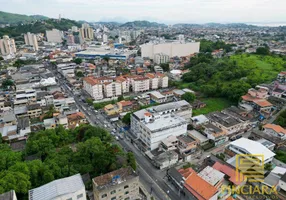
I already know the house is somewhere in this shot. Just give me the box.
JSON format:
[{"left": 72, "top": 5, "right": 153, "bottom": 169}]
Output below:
[
  {"left": 117, "top": 100, "right": 133, "bottom": 113},
  {"left": 67, "top": 112, "right": 87, "bottom": 129},
  {"left": 263, "top": 124, "right": 286, "bottom": 140},
  {"left": 180, "top": 168, "right": 219, "bottom": 200},
  {"left": 149, "top": 91, "right": 166, "bottom": 103},
  {"left": 191, "top": 114, "right": 209, "bottom": 127},
  {"left": 166, "top": 167, "right": 185, "bottom": 192},
  {"left": 198, "top": 166, "right": 225, "bottom": 188},
  {"left": 160, "top": 135, "right": 178, "bottom": 151},
  {"left": 278, "top": 172, "right": 286, "bottom": 198},
  {"left": 28, "top": 174, "right": 86, "bottom": 200},
  {"left": 203, "top": 123, "right": 228, "bottom": 146},
  {"left": 93, "top": 167, "right": 140, "bottom": 200},
  {"left": 177, "top": 134, "right": 198, "bottom": 161},
  {"left": 57, "top": 114, "right": 68, "bottom": 129},
  {"left": 263, "top": 166, "right": 286, "bottom": 188},
  {"left": 152, "top": 150, "right": 178, "bottom": 169},
  {"left": 18, "top": 117, "right": 31, "bottom": 136},
  {"left": 27, "top": 104, "right": 42, "bottom": 118},
  {"left": 188, "top": 130, "right": 209, "bottom": 146},
  {"left": 206, "top": 111, "right": 247, "bottom": 135},
  {"left": 44, "top": 118, "right": 56, "bottom": 129},
  {"left": 191, "top": 100, "right": 206, "bottom": 109}
]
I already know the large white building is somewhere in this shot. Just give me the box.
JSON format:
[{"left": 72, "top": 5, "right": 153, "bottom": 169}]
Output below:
[
  {"left": 79, "top": 23, "right": 94, "bottom": 41},
  {"left": 28, "top": 174, "right": 86, "bottom": 200},
  {"left": 131, "top": 77, "right": 150, "bottom": 93},
  {"left": 103, "top": 81, "right": 122, "bottom": 98},
  {"left": 83, "top": 77, "right": 104, "bottom": 100},
  {"left": 154, "top": 53, "right": 170, "bottom": 64},
  {"left": 0, "top": 35, "right": 16, "bottom": 58},
  {"left": 46, "top": 29, "right": 63, "bottom": 43},
  {"left": 131, "top": 101, "right": 191, "bottom": 150},
  {"left": 24, "top": 32, "right": 39, "bottom": 51},
  {"left": 141, "top": 42, "right": 200, "bottom": 59}
]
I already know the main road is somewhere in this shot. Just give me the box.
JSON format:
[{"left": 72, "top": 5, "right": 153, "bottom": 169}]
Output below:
[{"left": 47, "top": 63, "right": 181, "bottom": 200}]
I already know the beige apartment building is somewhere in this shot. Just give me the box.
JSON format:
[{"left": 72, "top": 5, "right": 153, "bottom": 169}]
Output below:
[
  {"left": 131, "top": 77, "right": 150, "bottom": 93},
  {"left": 24, "top": 32, "right": 39, "bottom": 51},
  {"left": 79, "top": 23, "right": 94, "bottom": 41},
  {"left": 93, "top": 167, "right": 140, "bottom": 200},
  {"left": 83, "top": 77, "right": 104, "bottom": 100},
  {"left": 103, "top": 81, "right": 122, "bottom": 98},
  {"left": 0, "top": 35, "right": 16, "bottom": 56}
]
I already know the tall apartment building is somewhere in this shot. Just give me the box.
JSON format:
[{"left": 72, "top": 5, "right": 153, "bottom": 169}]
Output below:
[
  {"left": 79, "top": 23, "right": 94, "bottom": 41},
  {"left": 24, "top": 32, "right": 39, "bottom": 51},
  {"left": 46, "top": 29, "right": 63, "bottom": 43},
  {"left": 157, "top": 73, "right": 169, "bottom": 88},
  {"left": 154, "top": 53, "right": 170, "bottom": 64},
  {"left": 29, "top": 174, "right": 86, "bottom": 200},
  {"left": 145, "top": 73, "right": 159, "bottom": 90},
  {"left": 116, "top": 76, "right": 130, "bottom": 94},
  {"left": 0, "top": 35, "right": 16, "bottom": 57},
  {"left": 103, "top": 34, "right": 108, "bottom": 43},
  {"left": 103, "top": 82, "right": 122, "bottom": 98},
  {"left": 67, "top": 34, "right": 75, "bottom": 45},
  {"left": 131, "top": 101, "right": 191, "bottom": 150},
  {"left": 83, "top": 77, "right": 104, "bottom": 100},
  {"left": 131, "top": 77, "right": 150, "bottom": 93},
  {"left": 93, "top": 167, "right": 140, "bottom": 200}
]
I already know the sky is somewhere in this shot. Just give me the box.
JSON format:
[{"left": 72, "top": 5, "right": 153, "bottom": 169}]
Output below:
[{"left": 2, "top": 0, "right": 286, "bottom": 24}]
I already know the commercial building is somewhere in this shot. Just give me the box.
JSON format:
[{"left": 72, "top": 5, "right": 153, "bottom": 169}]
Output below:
[
  {"left": 154, "top": 53, "right": 170, "bottom": 64},
  {"left": 46, "top": 29, "right": 63, "bottom": 43},
  {"left": 24, "top": 32, "right": 39, "bottom": 51},
  {"left": 0, "top": 35, "right": 16, "bottom": 58},
  {"left": 79, "top": 23, "right": 94, "bottom": 41},
  {"left": 131, "top": 101, "right": 191, "bottom": 150},
  {"left": 141, "top": 42, "right": 200, "bottom": 59},
  {"left": 93, "top": 167, "right": 139, "bottom": 200},
  {"left": 28, "top": 174, "right": 86, "bottom": 200}
]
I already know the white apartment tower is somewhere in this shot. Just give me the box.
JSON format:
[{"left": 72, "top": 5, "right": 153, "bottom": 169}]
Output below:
[
  {"left": 154, "top": 53, "right": 170, "bottom": 64},
  {"left": 46, "top": 29, "right": 63, "bottom": 43},
  {"left": 24, "top": 32, "right": 39, "bottom": 51},
  {"left": 79, "top": 23, "right": 94, "bottom": 41},
  {"left": 0, "top": 35, "right": 16, "bottom": 58}
]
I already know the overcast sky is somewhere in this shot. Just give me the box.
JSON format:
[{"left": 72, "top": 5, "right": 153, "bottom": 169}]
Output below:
[{"left": 2, "top": 0, "right": 286, "bottom": 24}]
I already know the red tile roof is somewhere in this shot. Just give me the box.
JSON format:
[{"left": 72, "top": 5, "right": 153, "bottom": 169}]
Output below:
[
  {"left": 83, "top": 77, "right": 98, "bottom": 86},
  {"left": 212, "top": 162, "right": 246, "bottom": 186},
  {"left": 253, "top": 99, "right": 272, "bottom": 107},
  {"left": 264, "top": 124, "right": 286, "bottom": 134},
  {"left": 118, "top": 100, "right": 132, "bottom": 107},
  {"left": 182, "top": 168, "right": 218, "bottom": 200},
  {"left": 145, "top": 73, "right": 156, "bottom": 79}
]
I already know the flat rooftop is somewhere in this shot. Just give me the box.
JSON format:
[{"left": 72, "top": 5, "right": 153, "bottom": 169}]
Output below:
[
  {"left": 93, "top": 167, "right": 137, "bottom": 190},
  {"left": 207, "top": 111, "right": 242, "bottom": 127}
]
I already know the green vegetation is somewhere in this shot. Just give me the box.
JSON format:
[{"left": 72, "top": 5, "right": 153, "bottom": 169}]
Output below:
[
  {"left": 200, "top": 39, "right": 236, "bottom": 53},
  {"left": 216, "top": 153, "right": 226, "bottom": 161},
  {"left": 275, "top": 150, "right": 286, "bottom": 164},
  {"left": 0, "top": 124, "right": 135, "bottom": 197},
  {"left": 75, "top": 71, "right": 84, "bottom": 78},
  {"left": 181, "top": 92, "right": 196, "bottom": 103},
  {"left": 73, "top": 58, "right": 82, "bottom": 65},
  {"left": 274, "top": 109, "right": 286, "bottom": 128},
  {"left": 13, "top": 59, "right": 38, "bottom": 68},
  {"left": 264, "top": 163, "right": 273, "bottom": 171},
  {"left": 122, "top": 113, "right": 131, "bottom": 125},
  {"left": 94, "top": 100, "right": 117, "bottom": 110},
  {"left": 1, "top": 79, "right": 14, "bottom": 89},
  {"left": 182, "top": 54, "right": 286, "bottom": 102},
  {"left": 160, "top": 63, "right": 170, "bottom": 72},
  {"left": 0, "top": 11, "right": 48, "bottom": 25},
  {"left": 192, "top": 98, "right": 233, "bottom": 116},
  {"left": 256, "top": 47, "right": 270, "bottom": 55},
  {"left": 182, "top": 162, "right": 196, "bottom": 169},
  {"left": 0, "top": 18, "right": 81, "bottom": 38}
]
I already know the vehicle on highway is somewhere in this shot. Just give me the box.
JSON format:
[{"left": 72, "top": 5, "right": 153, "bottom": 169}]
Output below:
[{"left": 115, "top": 136, "right": 119, "bottom": 141}]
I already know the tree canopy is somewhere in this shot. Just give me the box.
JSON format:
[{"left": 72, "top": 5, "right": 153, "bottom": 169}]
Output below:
[
  {"left": 181, "top": 92, "right": 196, "bottom": 103},
  {"left": 73, "top": 58, "right": 82, "bottom": 65}
]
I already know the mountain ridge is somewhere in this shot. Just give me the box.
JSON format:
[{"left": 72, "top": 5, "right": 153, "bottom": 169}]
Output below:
[{"left": 0, "top": 11, "right": 48, "bottom": 25}]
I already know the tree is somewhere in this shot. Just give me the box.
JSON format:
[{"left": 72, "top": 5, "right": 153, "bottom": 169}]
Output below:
[
  {"left": 122, "top": 113, "right": 131, "bottom": 125},
  {"left": 181, "top": 92, "right": 196, "bottom": 103},
  {"left": 127, "top": 152, "right": 136, "bottom": 170},
  {"left": 0, "top": 56, "right": 3, "bottom": 61},
  {"left": 256, "top": 47, "right": 270, "bottom": 55},
  {"left": 76, "top": 71, "right": 84, "bottom": 77},
  {"left": 118, "top": 95, "right": 124, "bottom": 102},
  {"left": 1, "top": 79, "right": 13, "bottom": 89},
  {"left": 0, "top": 171, "right": 31, "bottom": 194},
  {"left": 86, "top": 98, "right": 93, "bottom": 106},
  {"left": 73, "top": 58, "right": 82, "bottom": 65},
  {"left": 102, "top": 56, "right": 110, "bottom": 63},
  {"left": 264, "top": 163, "right": 273, "bottom": 171},
  {"left": 160, "top": 63, "right": 170, "bottom": 72}
]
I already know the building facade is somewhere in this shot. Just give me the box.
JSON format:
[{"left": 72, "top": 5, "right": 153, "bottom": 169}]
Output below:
[
  {"left": 83, "top": 77, "right": 104, "bottom": 100},
  {"left": 0, "top": 35, "right": 16, "bottom": 57},
  {"left": 46, "top": 29, "right": 63, "bottom": 43},
  {"left": 24, "top": 32, "right": 39, "bottom": 51},
  {"left": 79, "top": 23, "right": 94, "bottom": 41},
  {"left": 154, "top": 53, "right": 170, "bottom": 64}
]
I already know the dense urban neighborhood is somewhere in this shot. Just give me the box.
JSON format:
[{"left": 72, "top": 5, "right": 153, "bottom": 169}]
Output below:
[{"left": 0, "top": 8, "right": 286, "bottom": 200}]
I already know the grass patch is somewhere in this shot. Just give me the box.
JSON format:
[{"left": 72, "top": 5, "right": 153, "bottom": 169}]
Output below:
[{"left": 192, "top": 98, "right": 234, "bottom": 116}]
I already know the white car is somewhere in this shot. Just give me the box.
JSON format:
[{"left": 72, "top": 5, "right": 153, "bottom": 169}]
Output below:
[{"left": 115, "top": 136, "right": 119, "bottom": 141}]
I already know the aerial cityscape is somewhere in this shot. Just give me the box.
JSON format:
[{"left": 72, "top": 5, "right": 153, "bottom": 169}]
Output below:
[{"left": 0, "top": 1, "right": 286, "bottom": 200}]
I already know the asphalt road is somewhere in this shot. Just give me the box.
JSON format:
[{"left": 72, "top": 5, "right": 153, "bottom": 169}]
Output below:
[{"left": 48, "top": 64, "right": 179, "bottom": 200}]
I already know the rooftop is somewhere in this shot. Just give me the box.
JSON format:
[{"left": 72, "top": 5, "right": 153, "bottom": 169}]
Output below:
[
  {"left": 198, "top": 166, "right": 225, "bottom": 186},
  {"left": 28, "top": 174, "right": 85, "bottom": 200},
  {"left": 188, "top": 130, "right": 208, "bottom": 143},
  {"left": 264, "top": 124, "right": 286, "bottom": 134},
  {"left": 229, "top": 138, "right": 276, "bottom": 161},
  {"left": 206, "top": 111, "right": 242, "bottom": 128},
  {"left": 93, "top": 167, "right": 137, "bottom": 190}
]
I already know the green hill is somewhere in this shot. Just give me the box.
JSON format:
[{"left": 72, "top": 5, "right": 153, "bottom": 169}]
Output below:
[
  {"left": 120, "top": 20, "right": 167, "bottom": 28},
  {"left": 0, "top": 18, "right": 81, "bottom": 38},
  {"left": 0, "top": 11, "right": 48, "bottom": 25}
]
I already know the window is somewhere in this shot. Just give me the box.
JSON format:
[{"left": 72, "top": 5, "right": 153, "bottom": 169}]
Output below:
[
  {"left": 101, "top": 194, "right": 107, "bottom": 198},
  {"left": 125, "top": 191, "right": 129, "bottom": 195},
  {"left": 124, "top": 185, "right": 129, "bottom": 189},
  {"left": 110, "top": 190, "right": 116, "bottom": 194},
  {"left": 77, "top": 194, "right": 83, "bottom": 199}
]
